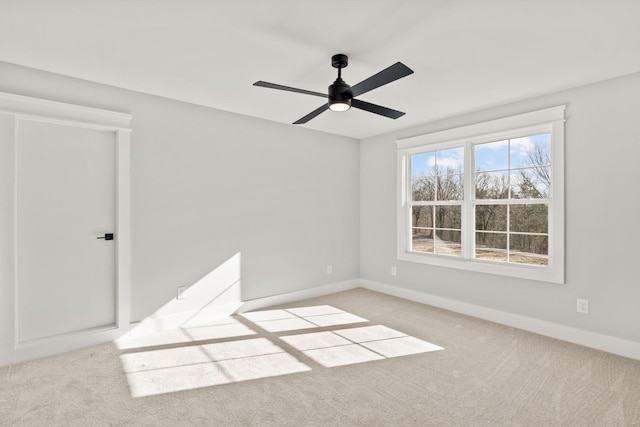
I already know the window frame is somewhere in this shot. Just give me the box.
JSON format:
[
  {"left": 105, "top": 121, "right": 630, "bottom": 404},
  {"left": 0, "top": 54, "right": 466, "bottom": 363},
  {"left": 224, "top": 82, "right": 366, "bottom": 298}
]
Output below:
[{"left": 397, "top": 106, "right": 565, "bottom": 284}]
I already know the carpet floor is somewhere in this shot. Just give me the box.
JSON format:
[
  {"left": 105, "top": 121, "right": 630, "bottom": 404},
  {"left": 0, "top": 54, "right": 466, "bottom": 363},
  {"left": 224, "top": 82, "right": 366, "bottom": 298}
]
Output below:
[{"left": 1, "top": 288, "right": 639, "bottom": 426}]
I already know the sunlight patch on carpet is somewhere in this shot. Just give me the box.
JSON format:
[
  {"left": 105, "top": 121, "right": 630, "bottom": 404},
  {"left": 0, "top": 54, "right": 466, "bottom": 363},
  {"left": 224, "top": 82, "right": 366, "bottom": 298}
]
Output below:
[
  {"left": 121, "top": 338, "right": 310, "bottom": 397},
  {"left": 241, "top": 305, "right": 368, "bottom": 332},
  {"left": 281, "top": 324, "right": 443, "bottom": 367},
  {"left": 116, "top": 318, "right": 256, "bottom": 350},
  {"left": 119, "top": 305, "right": 442, "bottom": 397}
]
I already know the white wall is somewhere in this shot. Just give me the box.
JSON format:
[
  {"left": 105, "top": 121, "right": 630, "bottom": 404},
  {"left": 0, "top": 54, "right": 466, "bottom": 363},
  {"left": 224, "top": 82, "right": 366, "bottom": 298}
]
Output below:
[
  {"left": 3, "top": 58, "right": 639, "bottom": 365},
  {"left": 360, "top": 71, "right": 640, "bottom": 345},
  {"left": 0, "top": 61, "right": 360, "bottom": 364}
]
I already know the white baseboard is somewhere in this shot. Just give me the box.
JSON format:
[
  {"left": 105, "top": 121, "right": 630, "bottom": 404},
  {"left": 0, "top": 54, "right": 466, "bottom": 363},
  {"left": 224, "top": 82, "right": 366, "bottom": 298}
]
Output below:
[
  {"left": 122, "top": 302, "right": 245, "bottom": 338},
  {"left": 237, "top": 279, "right": 360, "bottom": 313},
  {"left": 11, "top": 277, "right": 638, "bottom": 365},
  {"left": 122, "top": 279, "right": 360, "bottom": 338},
  {"left": 14, "top": 327, "right": 121, "bottom": 363},
  {"left": 359, "top": 279, "right": 640, "bottom": 361}
]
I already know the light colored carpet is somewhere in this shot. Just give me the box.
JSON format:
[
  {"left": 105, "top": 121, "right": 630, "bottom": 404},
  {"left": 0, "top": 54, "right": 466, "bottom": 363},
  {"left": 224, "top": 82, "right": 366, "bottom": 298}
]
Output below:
[{"left": 1, "top": 288, "right": 639, "bottom": 426}]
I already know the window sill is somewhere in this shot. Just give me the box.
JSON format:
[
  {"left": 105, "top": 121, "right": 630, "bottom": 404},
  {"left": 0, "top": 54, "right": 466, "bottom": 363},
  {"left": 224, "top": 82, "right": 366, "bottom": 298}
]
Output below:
[{"left": 398, "top": 251, "right": 564, "bottom": 284}]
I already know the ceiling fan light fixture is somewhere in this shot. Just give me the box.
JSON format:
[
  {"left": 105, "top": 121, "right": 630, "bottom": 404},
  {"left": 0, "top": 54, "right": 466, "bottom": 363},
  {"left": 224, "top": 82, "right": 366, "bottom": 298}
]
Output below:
[
  {"left": 329, "top": 99, "right": 351, "bottom": 111},
  {"left": 328, "top": 77, "right": 352, "bottom": 112}
]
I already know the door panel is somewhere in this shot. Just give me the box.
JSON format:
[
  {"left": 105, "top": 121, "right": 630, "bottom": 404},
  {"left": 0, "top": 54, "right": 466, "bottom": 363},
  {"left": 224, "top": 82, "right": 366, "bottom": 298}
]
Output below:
[{"left": 17, "top": 119, "right": 116, "bottom": 343}]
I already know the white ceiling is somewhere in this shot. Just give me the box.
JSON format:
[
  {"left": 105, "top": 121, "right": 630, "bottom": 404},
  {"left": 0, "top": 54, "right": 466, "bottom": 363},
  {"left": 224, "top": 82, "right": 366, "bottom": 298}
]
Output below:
[{"left": 2, "top": 0, "right": 640, "bottom": 139}]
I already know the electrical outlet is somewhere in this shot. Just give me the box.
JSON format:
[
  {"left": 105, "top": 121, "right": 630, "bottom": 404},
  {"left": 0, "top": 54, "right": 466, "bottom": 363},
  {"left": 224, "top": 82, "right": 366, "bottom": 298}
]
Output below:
[
  {"left": 391, "top": 266, "right": 397, "bottom": 276},
  {"left": 177, "top": 286, "right": 188, "bottom": 300},
  {"left": 327, "top": 265, "right": 333, "bottom": 274},
  {"left": 577, "top": 298, "right": 589, "bottom": 314}
]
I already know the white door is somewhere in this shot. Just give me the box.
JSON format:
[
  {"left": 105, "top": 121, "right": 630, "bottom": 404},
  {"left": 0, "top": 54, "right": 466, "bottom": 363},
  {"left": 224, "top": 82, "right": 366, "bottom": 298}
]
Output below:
[{"left": 16, "top": 118, "right": 117, "bottom": 344}]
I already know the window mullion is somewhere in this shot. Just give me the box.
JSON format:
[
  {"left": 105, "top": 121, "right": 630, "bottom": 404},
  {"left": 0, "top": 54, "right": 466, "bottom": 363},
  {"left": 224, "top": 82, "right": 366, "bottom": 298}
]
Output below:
[
  {"left": 463, "top": 142, "right": 475, "bottom": 260},
  {"left": 405, "top": 154, "right": 413, "bottom": 253},
  {"left": 506, "top": 138, "right": 512, "bottom": 263}
]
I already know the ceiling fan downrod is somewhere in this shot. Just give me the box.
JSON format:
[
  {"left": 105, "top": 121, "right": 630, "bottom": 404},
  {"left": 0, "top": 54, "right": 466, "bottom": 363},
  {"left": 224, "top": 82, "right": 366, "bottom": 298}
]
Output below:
[{"left": 328, "top": 54, "right": 352, "bottom": 111}]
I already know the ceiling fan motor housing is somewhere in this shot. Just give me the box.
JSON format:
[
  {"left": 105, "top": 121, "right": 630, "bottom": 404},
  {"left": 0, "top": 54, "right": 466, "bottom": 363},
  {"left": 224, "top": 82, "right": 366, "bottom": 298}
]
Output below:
[{"left": 328, "top": 78, "right": 352, "bottom": 106}]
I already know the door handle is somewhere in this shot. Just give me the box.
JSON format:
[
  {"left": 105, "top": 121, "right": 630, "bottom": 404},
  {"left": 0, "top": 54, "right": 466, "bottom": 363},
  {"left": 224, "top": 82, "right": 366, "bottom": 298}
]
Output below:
[{"left": 97, "top": 233, "right": 114, "bottom": 240}]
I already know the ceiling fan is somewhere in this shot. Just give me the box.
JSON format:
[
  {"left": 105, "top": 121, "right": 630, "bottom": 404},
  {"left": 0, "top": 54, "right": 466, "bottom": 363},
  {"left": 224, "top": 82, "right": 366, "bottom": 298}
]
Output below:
[{"left": 253, "top": 54, "right": 414, "bottom": 124}]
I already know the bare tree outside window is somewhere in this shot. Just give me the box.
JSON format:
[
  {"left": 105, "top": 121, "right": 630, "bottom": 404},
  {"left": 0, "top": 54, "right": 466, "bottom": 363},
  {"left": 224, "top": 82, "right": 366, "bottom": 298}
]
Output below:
[
  {"left": 411, "top": 150, "right": 464, "bottom": 256},
  {"left": 474, "top": 134, "right": 550, "bottom": 265}
]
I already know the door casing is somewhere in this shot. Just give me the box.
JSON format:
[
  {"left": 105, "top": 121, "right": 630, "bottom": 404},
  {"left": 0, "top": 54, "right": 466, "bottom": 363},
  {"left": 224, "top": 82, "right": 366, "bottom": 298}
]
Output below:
[{"left": 0, "top": 91, "right": 131, "bottom": 365}]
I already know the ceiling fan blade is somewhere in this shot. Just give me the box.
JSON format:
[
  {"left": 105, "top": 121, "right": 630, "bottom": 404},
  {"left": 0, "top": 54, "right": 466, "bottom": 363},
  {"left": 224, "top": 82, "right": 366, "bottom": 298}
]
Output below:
[
  {"left": 349, "top": 62, "right": 414, "bottom": 98},
  {"left": 253, "top": 81, "right": 327, "bottom": 98},
  {"left": 293, "top": 104, "right": 329, "bottom": 124},
  {"left": 351, "top": 99, "right": 405, "bottom": 119}
]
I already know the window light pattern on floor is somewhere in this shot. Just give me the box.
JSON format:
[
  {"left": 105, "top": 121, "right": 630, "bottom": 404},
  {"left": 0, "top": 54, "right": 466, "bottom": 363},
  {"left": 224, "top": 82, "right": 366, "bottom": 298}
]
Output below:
[
  {"left": 281, "top": 325, "right": 443, "bottom": 367},
  {"left": 243, "top": 305, "right": 443, "bottom": 367},
  {"left": 120, "top": 337, "right": 310, "bottom": 397},
  {"left": 117, "top": 317, "right": 256, "bottom": 350},
  {"left": 118, "top": 305, "right": 443, "bottom": 398},
  {"left": 240, "top": 305, "right": 367, "bottom": 332}
]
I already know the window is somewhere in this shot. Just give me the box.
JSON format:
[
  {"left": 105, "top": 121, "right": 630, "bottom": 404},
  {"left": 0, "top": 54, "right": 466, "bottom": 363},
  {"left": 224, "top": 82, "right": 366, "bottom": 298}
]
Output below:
[
  {"left": 397, "top": 106, "right": 565, "bottom": 283},
  {"left": 411, "top": 147, "right": 464, "bottom": 256},
  {"left": 474, "top": 134, "right": 551, "bottom": 266}
]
